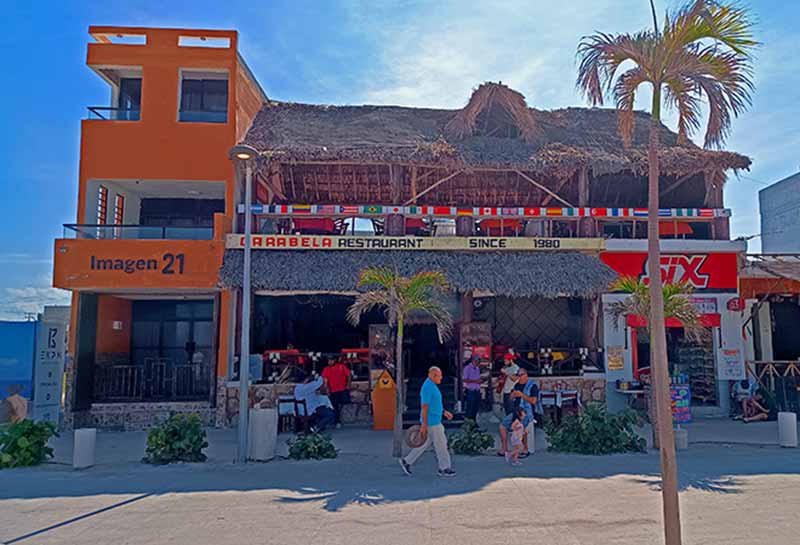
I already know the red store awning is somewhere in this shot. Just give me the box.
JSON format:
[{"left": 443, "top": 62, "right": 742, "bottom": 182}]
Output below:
[{"left": 627, "top": 313, "right": 721, "bottom": 328}]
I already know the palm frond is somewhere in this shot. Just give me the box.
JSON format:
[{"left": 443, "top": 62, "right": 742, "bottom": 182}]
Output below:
[
  {"left": 347, "top": 291, "right": 394, "bottom": 327},
  {"left": 576, "top": 31, "right": 655, "bottom": 106},
  {"left": 408, "top": 299, "right": 454, "bottom": 343},
  {"left": 613, "top": 67, "right": 648, "bottom": 146},
  {"left": 356, "top": 266, "right": 399, "bottom": 290},
  {"left": 663, "top": 76, "right": 702, "bottom": 144}
]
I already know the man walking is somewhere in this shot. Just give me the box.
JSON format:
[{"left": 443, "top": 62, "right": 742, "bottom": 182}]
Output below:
[
  {"left": 399, "top": 366, "right": 456, "bottom": 477},
  {"left": 462, "top": 357, "right": 482, "bottom": 422},
  {"left": 497, "top": 368, "right": 539, "bottom": 457}
]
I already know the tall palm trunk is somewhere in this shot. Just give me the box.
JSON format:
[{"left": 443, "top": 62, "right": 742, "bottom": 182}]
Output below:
[
  {"left": 393, "top": 317, "right": 404, "bottom": 457},
  {"left": 647, "top": 86, "right": 683, "bottom": 545}
]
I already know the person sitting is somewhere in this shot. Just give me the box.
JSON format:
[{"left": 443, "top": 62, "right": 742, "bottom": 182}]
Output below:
[
  {"left": 294, "top": 373, "right": 336, "bottom": 433},
  {"left": 743, "top": 390, "right": 779, "bottom": 423},
  {"left": 733, "top": 379, "right": 756, "bottom": 419}
]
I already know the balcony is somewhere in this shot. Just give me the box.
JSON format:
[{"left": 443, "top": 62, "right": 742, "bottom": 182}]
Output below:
[
  {"left": 63, "top": 224, "right": 213, "bottom": 241},
  {"left": 87, "top": 106, "right": 140, "bottom": 121},
  {"left": 93, "top": 359, "right": 211, "bottom": 403}
]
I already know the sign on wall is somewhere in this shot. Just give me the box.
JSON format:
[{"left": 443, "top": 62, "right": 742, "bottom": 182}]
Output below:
[
  {"left": 227, "top": 234, "right": 604, "bottom": 251},
  {"left": 53, "top": 239, "right": 224, "bottom": 289},
  {"left": 606, "top": 345, "right": 625, "bottom": 371},
  {"left": 32, "top": 321, "right": 67, "bottom": 425},
  {"left": 601, "top": 252, "right": 738, "bottom": 292},
  {"left": 718, "top": 348, "right": 746, "bottom": 381}
]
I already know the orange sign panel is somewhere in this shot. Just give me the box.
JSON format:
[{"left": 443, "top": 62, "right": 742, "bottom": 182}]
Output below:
[{"left": 53, "top": 239, "right": 224, "bottom": 290}]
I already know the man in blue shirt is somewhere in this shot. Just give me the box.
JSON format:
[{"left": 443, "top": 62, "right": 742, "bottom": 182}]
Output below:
[
  {"left": 399, "top": 366, "right": 456, "bottom": 477},
  {"left": 497, "top": 369, "right": 538, "bottom": 457}
]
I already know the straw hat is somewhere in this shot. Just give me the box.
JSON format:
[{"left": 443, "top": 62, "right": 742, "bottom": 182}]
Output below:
[{"left": 405, "top": 425, "right": 426, "bottom": 448}]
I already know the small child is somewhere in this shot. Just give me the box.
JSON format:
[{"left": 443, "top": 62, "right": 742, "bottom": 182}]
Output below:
[{"left": 506, "top": 408, "right": 526, "bottom": 466}]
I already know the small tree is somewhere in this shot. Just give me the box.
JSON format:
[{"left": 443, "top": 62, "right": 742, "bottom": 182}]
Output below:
[
  {"left": 607, "top": 276, "right": 707, "bottom": 343},
  {"left": 347, "top": 268, "right": 453, "bottom": 457}
]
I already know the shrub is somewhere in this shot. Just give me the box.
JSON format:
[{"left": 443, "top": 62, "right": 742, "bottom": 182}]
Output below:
[
  {"left": 143, "top": 413, "right": 208, "bottom": 464},
  {"left": 545, "top": 404, "right": 646, "bottom": 455},
  {"left": 449, "top": 419, "right": 495, "bottom": 455},
  {"left": 0, "top": 420, "right": 58, "bottom": 469},
  {"left": 287, "top": 432, "right": 337, "bottom": 460}
]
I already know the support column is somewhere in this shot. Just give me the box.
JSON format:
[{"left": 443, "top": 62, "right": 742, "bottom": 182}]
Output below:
[
  {"left": 385, "top": 214, "right": 405, "bottom": 236},
  {"left": 577, "top": 166, "right": 593, "bottom": 237},
  {"left": 456, "top": 216, "right": 475, "bottom": 236}
]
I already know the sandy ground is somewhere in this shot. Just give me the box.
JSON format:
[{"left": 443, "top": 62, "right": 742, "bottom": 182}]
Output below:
[{"left": 1, "top": 421, "right": 799, "bottom": 545}]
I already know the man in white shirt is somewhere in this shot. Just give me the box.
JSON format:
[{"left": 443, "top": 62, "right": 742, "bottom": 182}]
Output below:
[
  {"left": 294, "top": 375, "right": 336, "bottom": 432},
  {"left": 501, "top": 353, "right": 520, "bottom": 415}
]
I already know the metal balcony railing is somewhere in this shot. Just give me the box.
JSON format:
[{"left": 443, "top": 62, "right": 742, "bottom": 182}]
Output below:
[
  {"left": 87, "top": 106, "right": 141, "bottom": 121},
  {"left": 63, "top": 224, "right": 214, "bottom": 241},
  {"left": 93, "top": 359, "right": 211, "bottom": 403}
]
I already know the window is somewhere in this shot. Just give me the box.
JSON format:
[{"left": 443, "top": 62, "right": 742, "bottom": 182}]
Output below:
[
  {"left": 117, "top": 78, "right": 141, "bottom": 120},
  {"left": 179, "top": 77, "right": 228, "bottom": 122},
  {"left": 97, "top": 185, "right": 108, "bottom": 224},
  {"left": 114, "top": 194, "right": 125, "bottom": 225}
]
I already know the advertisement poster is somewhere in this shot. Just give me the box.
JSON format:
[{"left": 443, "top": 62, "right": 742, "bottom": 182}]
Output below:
[
  {"left": 607, "top": 346, "right": 624, "bottom": 371},
  {"left": 32, "top": 321, "right": 67, "bottom": 425},
  {"left": 0, "top": 321, "right": 36, "bottom": 424},
  {"left": 670, "top": 385, "right": 692, "bottom": 424},
  {"left": 718, "top": 348, "right": 746, "bottom": 381}
]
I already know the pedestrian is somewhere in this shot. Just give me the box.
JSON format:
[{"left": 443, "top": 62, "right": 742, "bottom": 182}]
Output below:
[
  {"left": 500, "top": 352, "right": 520, "bottom": 415},
  {"left": 399, "top": 366, "right": 456, "bottom": 477},
  {"left": 462, "top": 356, "right": 482, "bottom": 422},
  {"left": 505, "top": 408, "right": 527, "bottom": 466},
  {"left": 293, "top": 373, "right": 336, "bottom": 433},
  {"left": 497, "top": 369, "right": 538, "bottom": 457},
  {"left": 322, "top": 357, "right": 351, "bottom": 428}
]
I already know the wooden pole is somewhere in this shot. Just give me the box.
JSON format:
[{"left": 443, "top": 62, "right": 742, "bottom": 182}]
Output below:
[
  {"left": 404, "top": 170, "right": 464, "bottom": 205},
  {"left": 514, "top": 170, "right": 575, "bottom": 207}
]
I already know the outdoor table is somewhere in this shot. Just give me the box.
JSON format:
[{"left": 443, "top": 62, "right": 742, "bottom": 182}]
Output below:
[
  {"left": 341, "top": 348, "right": 370, "bottom": 379},
  {"left": 538, "top": 389, "right": 581, "bottom": 424},
  {"left": 262, "top": 349, "right": 307, "bottom": 381},
  {"left": 615, "top": 388, "right": 647, "bottom": 409}
]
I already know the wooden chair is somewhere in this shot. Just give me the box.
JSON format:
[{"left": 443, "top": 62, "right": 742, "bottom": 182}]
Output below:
[{"left": 277, "top": 396, "right": 310, "bottom": 433}]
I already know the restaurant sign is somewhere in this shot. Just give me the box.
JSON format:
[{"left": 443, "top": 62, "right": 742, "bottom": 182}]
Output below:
[
  {"left": 226, "top": 235, "right": 605, "bottom": 251},
  {"left": 601, "top": 252, "right": 738, "bottom": 292}
]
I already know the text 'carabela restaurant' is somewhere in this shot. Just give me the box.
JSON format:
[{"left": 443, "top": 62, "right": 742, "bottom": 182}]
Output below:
[{"left": 53, "top": 27, "right": 749, "bottom": 430}]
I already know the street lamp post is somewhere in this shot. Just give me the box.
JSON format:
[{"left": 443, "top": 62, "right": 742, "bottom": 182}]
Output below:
[{"left": 230, "top": 144, "right": 258, "bottom": 463}]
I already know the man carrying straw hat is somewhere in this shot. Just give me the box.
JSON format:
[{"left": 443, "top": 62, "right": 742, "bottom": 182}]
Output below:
[{"left": 399, "top": 366, "right": 455, "bottom": 477}]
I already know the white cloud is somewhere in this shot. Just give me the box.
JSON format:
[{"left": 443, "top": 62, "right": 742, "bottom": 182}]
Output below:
[{"left": 0, "top": 272, "right": 70, "bottom": 321}]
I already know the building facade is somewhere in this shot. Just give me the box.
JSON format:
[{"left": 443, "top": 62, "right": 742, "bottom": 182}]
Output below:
[
  {"left": 760, "top": 172, "right": 800, "bottom": 253},
  {"left": 55, "top": 27, "right": 750, "bottom": 430}
]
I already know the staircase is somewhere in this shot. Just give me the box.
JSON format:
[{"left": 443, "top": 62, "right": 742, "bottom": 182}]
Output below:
[{"left": 403, "top": 376, "right": 464, "bottom": 428}]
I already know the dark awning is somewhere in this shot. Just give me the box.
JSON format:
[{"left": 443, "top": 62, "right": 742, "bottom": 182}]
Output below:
[{"left": 219, "top": 250, "right": 616, "bottom": 298}]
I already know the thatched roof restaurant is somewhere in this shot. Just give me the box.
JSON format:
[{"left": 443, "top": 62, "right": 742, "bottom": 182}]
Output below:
[
  {"left": 241, "top": 82, "right": 750, "bottom": 210},
  {"left": 220, "top": 250, "right": 617, "bottom": 298}
]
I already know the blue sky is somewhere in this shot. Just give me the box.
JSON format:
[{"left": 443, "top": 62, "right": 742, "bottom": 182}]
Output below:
[{"left": 1, "top": 0, "right": 797, "bottom": 319}]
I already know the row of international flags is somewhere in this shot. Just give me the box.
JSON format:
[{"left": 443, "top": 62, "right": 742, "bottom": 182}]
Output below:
[{"left": 244, "top": 203, "right": 730, "bottom": 219}]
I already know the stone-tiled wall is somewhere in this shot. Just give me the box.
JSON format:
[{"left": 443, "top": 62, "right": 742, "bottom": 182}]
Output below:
[
  {"left": 71, "top": 402, "right": 215, "bottom": 431},
  {"left": 218, "top": 380, "right": 373, "bottom": 427},
  {"left": 491, "top": 375, "right": 606, "bottom": 409}
]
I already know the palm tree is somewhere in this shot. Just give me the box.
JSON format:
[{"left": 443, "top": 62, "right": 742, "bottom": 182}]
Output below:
[
  {"left": 347, "top": 267, "right": 453, "bottom": 457},
  {"left": 576, "top": 2, "right": 756, "bottom": 543},
  {"left": 607, "top": 276, "right": 707, "bottom": 343}
]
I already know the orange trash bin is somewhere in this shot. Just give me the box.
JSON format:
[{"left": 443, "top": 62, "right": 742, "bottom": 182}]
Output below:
[{"left": 372, "top": 370, "right": 396, "bottom": 431}]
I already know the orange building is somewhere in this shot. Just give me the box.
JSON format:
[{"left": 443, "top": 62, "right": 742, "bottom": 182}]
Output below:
[{"left": 54, "top": 27, "right": 266, "bottom": 429}]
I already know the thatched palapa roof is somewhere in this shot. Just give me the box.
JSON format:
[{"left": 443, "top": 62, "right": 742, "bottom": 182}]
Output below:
[
  {"left": 243, "top": 82, "right": 750, "bottom": 177},
  {"left": 219, "top": 250, "right": 617, "bottom": 298}
]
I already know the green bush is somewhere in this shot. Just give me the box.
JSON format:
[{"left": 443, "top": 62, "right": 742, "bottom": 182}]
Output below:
[
  {"left": 287, "top": 432, "right": 337, "bottom": 460},
  {"left": 0, "top": 420, "right": 58, "bottom": 469},
  {"left": 449, "top": 419, "right": 495, "bottom": 455},
  {"left": 545, "top": 404, "right": 646, "bottom": 455},
  {"left": 143, "top": 413, "right": 208, "bottom": 464}
]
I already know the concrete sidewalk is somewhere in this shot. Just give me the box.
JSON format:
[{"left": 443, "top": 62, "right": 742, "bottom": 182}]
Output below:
[{"left": 44, "top": 415, "right": 795, "bottom": 469}]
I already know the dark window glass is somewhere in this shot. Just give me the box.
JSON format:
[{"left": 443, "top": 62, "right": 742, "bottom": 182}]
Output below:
[
  {"left": 179, "top": 78, "right": 228, "bottom": 122},
  {"left": 118, "top": 78, "right": 142, "bottom": 109}
]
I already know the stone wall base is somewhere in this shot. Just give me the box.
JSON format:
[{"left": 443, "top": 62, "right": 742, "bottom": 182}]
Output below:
[
  {"left": 218, "top": 380, "right": 373, "bottom": 428},
  {"left": 70, "top": 402, "right": 215, "bottom": 431}
]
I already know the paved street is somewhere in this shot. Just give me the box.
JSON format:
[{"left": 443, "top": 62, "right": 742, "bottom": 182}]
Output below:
[{"left": 1, "top": 425, "right": 799, "bottom": 545}]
